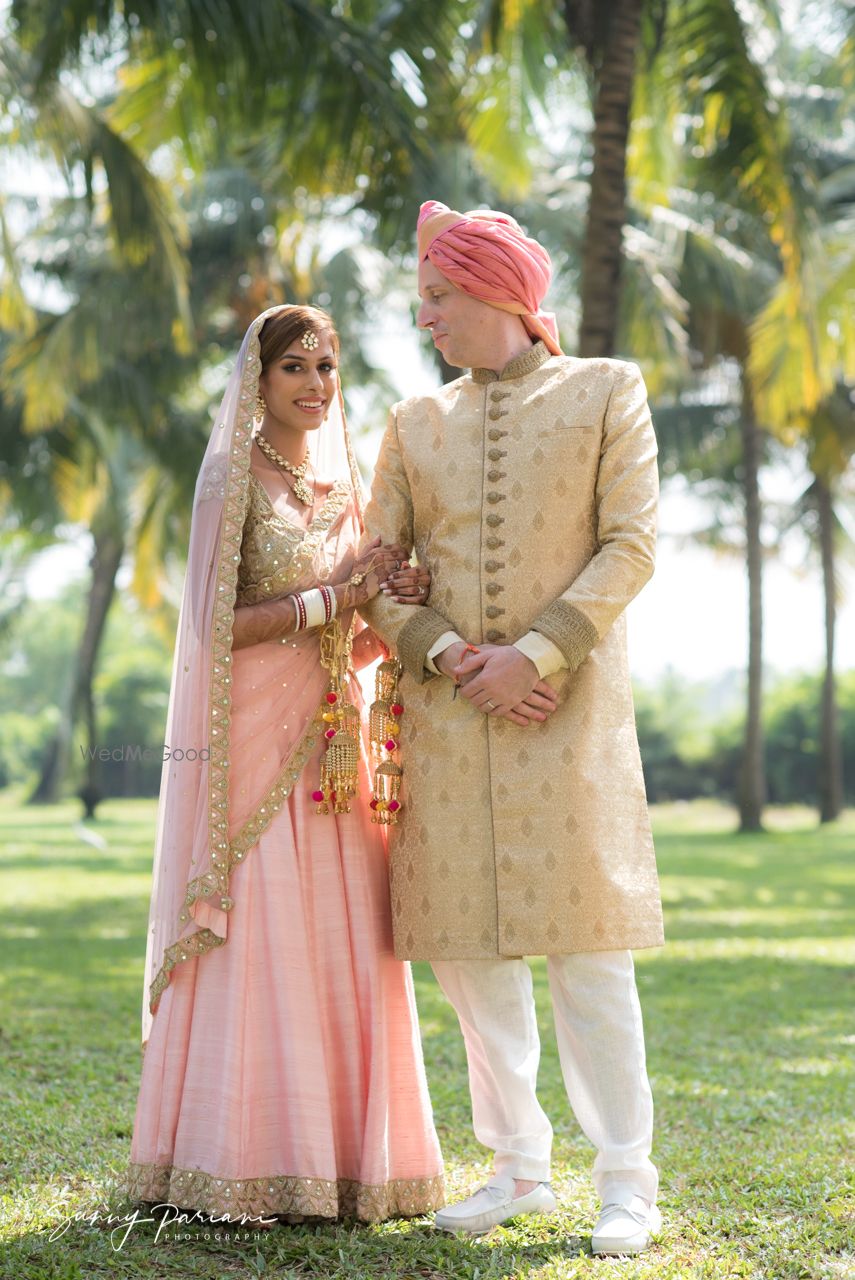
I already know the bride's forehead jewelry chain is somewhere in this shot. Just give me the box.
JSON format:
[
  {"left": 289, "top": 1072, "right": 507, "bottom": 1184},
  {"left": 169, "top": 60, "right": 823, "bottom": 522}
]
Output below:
[{"left": 255, "top": 430, "right": 314, "bottom": 506}]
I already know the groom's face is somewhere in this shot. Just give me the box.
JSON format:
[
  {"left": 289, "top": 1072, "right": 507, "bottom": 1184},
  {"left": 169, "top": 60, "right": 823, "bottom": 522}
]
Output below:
[{"left": 417, "top": 260, "right": 499, "bottom": 370}]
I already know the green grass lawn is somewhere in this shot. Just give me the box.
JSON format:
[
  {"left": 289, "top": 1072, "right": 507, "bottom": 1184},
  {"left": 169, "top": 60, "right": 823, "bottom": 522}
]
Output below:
[{"left": 1, "top": 795, "right": 853, "bottom": 1279}]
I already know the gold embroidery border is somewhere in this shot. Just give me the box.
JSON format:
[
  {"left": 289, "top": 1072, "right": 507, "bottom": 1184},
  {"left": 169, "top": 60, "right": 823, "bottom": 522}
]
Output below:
[
  {"left": 396, "top": 607, "right": 453, "bottom": 684},
  {"left": 531, "top": 600, "right": 599, "bottom": 673},
  {"left": 471, "top": 339, "right": 550, "bottom": 384},
  {"left": 126, "top": 1161, "right": 445, "bottom": 1223},
  {"left": 147, "top": 324, "right": 262, "bottom": 1015},
  {"left": 248, "top": 469, "right": 351, "bottom": 536}
]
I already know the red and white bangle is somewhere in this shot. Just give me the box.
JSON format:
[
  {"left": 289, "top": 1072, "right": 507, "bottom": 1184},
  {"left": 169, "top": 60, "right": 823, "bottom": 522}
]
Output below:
[
  {"left": 319, "top": 583, "right": 337, "bottom": 622},
  {"left": 291, "top": 592, "right": 308, "bottom": 631},
  {"left": 301, "top": 588, "right": 327, "bottom": 629},
  {"left": 291, "top": 586, "right": 337, "bottom": 633}
]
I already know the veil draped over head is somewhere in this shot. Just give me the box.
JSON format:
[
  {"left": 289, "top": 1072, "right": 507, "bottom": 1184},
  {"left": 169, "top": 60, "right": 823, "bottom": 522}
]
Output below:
[{"left": 141, "top": 305, "right": 364, "bottom": 1046}]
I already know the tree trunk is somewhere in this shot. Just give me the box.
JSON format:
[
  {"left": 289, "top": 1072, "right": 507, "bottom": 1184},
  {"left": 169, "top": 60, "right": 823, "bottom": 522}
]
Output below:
[
  {"left": 817, "top": 476, "right": 843, "bottom": 823},
  {"left": 574, "top": 0, "right": 643, "bottom": 357},
  {"left": 29, "top": 520, "right": 124, "bottom": 811},
  {"left": 738, "top": 380, "right": 766, "bottom": 831}
]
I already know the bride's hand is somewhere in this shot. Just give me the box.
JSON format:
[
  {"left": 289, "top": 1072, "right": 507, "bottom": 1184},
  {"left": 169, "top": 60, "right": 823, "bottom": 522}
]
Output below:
[
  {"left": 381, "top": 562, "right": 431, "bottom": 605},
  {"left": 337, "top": 537, "right": 399, "bottom": 609}
]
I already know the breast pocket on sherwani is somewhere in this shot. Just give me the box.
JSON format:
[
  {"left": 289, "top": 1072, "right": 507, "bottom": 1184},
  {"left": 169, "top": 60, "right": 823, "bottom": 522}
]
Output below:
[{"left": 537, "top": 416, "right": 599, "bottom": 436}]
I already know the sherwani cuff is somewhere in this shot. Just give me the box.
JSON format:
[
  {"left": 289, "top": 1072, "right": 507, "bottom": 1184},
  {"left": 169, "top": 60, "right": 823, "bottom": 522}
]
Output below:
[
  {"left": 397, "top": 608, "right": 455, "bottom": 684},
  {"left": 513, "top": 630, "right": 567, "bottom": 678},
  {"left": 531, "top": 601, "right": 599, "bottom": 673},
  {"left": 425, "top": 630, "right": 465, "bottom": 675}
]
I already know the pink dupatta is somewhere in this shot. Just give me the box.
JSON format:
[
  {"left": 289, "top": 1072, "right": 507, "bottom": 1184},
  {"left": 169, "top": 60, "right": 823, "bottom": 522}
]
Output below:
[{"left": 141, "top": 306, "right": 364, "bottom": 1045}]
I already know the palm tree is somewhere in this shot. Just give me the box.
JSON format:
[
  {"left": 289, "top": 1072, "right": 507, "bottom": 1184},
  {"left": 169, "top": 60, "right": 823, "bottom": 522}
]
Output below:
[{"left": 749, "top": 131, "right": 855, "bottom": 821}]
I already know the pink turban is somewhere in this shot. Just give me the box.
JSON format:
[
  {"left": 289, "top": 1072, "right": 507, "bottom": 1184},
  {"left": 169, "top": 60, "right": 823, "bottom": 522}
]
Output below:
[{"left": 417, "top": 200, "right": 562, "bottom": 356}]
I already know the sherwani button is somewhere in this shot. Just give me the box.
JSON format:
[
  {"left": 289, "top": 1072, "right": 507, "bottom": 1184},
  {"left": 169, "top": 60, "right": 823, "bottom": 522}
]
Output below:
[
  {"left": 486, "top": 492, "right": 506, "bottom": 504},
  {"left": 485, "top": 536, "right": 505, "bottom": 549},
  {"left": 485, "top": 606, "right": 505, "bottom": 619},
  {"left": 486, "top": 514, "right": 504, "bottom": 527},
  {"left": 487, "top": 448, "right": 507, "bottom": 461},
  {"left": 486, "top": 582, "right": 503, "bottom": 596},
  {"left": 485, "top": 560, "right": 506, "bottom": 573},
  {"left": 487, "top": 469, "right": 506, "bottom": 482},
  {"left": 488, "top": 408, "right": 509, "bottom": 421},
  {"left": 487, "top": 429, "right": 508, "bottom": 441},
  {"left": 485, "top": 629, "right": 506, "bottom": 642},
  {"left": 490, "top": 389, "right": 511, "bottom": 402}
]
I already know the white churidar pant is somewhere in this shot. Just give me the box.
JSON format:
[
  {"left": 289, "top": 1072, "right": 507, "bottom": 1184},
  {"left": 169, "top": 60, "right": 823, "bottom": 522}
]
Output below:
[{"left": 431, "top": 950, "right": 658, "bottom": 1206}]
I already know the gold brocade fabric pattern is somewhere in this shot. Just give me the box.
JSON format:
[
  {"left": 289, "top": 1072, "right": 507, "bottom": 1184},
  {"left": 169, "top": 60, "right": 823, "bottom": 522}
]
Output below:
[
  {"left": 236, "top": 472, "right": 351, "bottom": 606},
  {"left": 361, "top": 351, "right": 664, "bottom": 961},
  {"left": 126, "top": 1162, "right": 445, "bottom": 1223}
]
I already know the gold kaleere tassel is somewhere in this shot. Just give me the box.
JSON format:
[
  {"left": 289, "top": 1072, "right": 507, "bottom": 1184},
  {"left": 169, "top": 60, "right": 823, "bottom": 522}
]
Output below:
[
  {"left": 312, "top": 619, "right": 359, "bottom": 815},
  {"left": 369, "top": 657, "right": 404, "bottom": 823}
]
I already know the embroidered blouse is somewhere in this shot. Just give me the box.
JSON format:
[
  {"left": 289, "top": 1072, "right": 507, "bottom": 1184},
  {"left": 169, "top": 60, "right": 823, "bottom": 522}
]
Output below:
[{"left": 235, "top": 471, "right": 351, "bottom": 606}]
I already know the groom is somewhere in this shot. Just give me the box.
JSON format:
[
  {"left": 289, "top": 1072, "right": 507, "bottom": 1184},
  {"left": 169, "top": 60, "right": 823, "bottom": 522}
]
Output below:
[{"left": 361, "top": 201, "right": 664, "bottom": 1256}]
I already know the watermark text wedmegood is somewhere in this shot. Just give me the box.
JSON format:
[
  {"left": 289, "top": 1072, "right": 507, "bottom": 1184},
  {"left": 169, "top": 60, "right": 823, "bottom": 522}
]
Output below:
[{"left": 78, "top": 744, "right": 210, "bottom": 763}]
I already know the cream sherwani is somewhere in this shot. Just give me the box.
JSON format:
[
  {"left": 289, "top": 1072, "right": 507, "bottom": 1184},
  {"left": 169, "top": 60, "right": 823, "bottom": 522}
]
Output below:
[{"left": 361, "top": 341, "right": 664, "bottom": 961}]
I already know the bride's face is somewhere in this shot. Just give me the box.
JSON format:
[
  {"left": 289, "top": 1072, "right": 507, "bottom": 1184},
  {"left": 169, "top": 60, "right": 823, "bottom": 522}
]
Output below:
[{"left": 258, "top": 337, "right": 338, "bottom": 433}]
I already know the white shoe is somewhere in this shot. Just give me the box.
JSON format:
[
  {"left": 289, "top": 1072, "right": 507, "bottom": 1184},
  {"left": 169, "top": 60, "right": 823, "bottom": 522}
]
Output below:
[
  {"left": 434, "top": 1174, "right": 558, "bottom": 1235},
  {"left": 591, "top": 1196, "right": 662, "bottom": 1255}
]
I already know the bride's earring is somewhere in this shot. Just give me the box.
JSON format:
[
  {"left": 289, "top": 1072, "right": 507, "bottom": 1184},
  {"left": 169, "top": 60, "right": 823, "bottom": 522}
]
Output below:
[{"left": 255, "top": 389, "right": 266, "bottom": 417}]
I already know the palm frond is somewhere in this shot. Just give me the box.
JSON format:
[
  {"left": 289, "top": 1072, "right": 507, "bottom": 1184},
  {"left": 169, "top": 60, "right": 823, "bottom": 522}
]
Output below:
[
  {"left": 0, "top": 40, "right": 191, "bottom": 339},
  {"left": 662, "top": 0, "right": 801, "bottom": 280},
  {"left": 749, "top": 222, "right": 855, "bottom": 435}
]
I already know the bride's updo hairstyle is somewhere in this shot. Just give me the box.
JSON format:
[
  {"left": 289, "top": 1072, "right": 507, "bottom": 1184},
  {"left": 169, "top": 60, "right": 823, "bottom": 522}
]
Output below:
[{"left": 257, "top": 305, "right": 340, "bottom": 370}]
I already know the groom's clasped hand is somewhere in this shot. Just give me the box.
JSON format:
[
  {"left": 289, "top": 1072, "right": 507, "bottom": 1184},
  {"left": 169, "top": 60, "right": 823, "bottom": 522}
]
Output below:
[{"left": 436, "top": 640, "right": 559, "bottom": 727}]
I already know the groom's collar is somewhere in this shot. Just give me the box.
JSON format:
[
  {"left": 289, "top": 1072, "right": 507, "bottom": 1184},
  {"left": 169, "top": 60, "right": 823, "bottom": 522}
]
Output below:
[{"left": 471, "top": 340, "right": 550, "bottom": 384}]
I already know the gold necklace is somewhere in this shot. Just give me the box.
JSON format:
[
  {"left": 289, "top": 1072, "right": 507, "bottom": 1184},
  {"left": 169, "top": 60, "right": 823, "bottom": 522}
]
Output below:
[{"left": 255, "top": 432, "right": 314, "bottom": 506}]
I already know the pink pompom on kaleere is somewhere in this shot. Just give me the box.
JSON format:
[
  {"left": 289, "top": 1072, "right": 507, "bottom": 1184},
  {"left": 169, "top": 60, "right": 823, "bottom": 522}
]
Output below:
[
  {"left": 326, "top": 692, "right": 338, "bottom": 704},
  {"left": 369, "top": 798, "right": 379, "bottom": 810},
  {"left": 325, "top": 728, "right": 337, "bottom": 740},
  {"left": 384, "top": 739, "right": 396, "bottom": 752},
  {"left": 311, "top": 790, "right": 324, "bottom": 803},
  {"left": 388, "top": 800, "right": 401, "bottom": 813},
  {"left": 391, "top": 703, "right": 404, "bottom": 717}
]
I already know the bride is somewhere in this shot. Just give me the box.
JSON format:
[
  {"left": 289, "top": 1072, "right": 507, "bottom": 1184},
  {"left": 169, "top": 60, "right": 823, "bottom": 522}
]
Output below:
[{"left": 126, "top": 304, "right": 444, "bottom": 1224}]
